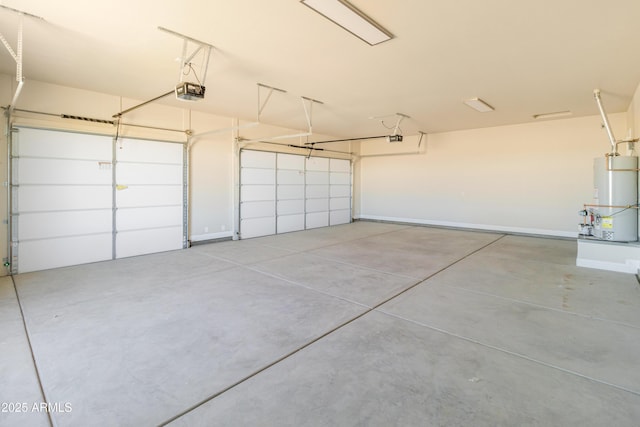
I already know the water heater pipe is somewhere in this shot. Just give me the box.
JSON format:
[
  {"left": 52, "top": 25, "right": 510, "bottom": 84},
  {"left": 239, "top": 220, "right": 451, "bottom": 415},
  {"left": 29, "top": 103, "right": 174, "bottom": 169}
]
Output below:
[
  {"left": 584, "top": 203, "right": 639, "bottom": 209},
  {"left": 593, "top": 89, "right": 617, "bottom": 153}
]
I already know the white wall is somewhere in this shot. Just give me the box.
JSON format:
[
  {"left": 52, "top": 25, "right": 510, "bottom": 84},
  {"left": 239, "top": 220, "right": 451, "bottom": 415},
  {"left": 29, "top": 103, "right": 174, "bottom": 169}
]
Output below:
[
  {"left": 355, "top": 114, "right": 628, "bottom": 237},
  {"left": 188, "top": 112, "right": 235, "bottom": 242}
]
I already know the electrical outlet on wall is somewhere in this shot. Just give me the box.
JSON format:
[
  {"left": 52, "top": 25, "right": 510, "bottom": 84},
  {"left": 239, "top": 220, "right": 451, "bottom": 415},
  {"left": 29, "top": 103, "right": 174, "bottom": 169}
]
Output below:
[{"left": 204, "top": 226, "right": 209, "bottom": 233}]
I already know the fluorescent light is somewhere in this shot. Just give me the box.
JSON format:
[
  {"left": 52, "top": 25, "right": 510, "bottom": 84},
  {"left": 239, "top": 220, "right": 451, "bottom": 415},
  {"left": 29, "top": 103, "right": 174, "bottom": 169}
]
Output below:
[
  {"left": 463, "top": 98, "right": 494, "bottom": 112},
  {"left": 533, "top": 111, "right": 572, "bottom": 120},
  {"left": 301, "top": 0, "right": 393, "bottom": 46}
]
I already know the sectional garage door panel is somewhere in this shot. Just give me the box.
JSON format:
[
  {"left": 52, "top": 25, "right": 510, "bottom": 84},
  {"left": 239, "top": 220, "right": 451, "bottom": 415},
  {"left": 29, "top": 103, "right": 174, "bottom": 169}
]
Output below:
[
  {"left": 18, "top": 210, "right": 112, "bottom": 241},
  {"left": 11, "top": 128, "right": 187, "bottom": 273},
  {"left": 306, "top": 198, "right": 329, "bottom": 213},
  {"left": 305, "top": 185, "right": 330, "bottom": 199},
  {"left": 117, "top": 163, "right": 183, "bottom": 185},
  {"left": 277, "top": 199, "right": 304, "bottom": 215},
  {"left": 15, "top": 127, "right": 112, "bottom": 159},
  {"left": 306, "top": 212, "right": 329, "bottom": 229},
  {"left": 19, "top": 235, "right": 114, "bottom": 273},
  {"left": 15, "top": 186, "right": 112, "bottom": 212},
  {"left": 329, "top": 158, "right": 350, "bottom": 172},
  {"left": 116, "top": 227, "right": 184, "bottom": 259},
  {"left": 241, "top": 201, "right": 276, "bottom": 219},
  {"left": 241, "top": 168, "right": 277, "bottom": 185},
  {"left": 242, "top": 150, "right": 277, "bottom": 168},
  {"left": 330, "top": 185, "right": 351, "bottom": 198},
  {"left": 277, "top": 153, "right": 305, "bottom": 170},
  {"left": 277, "top": 215, "right": 305, "bottom": 233},
  {"left": 277, "top": 170, "right": 305, "bottom": 185},
  {"left": 330, "top": 171, "right": 351, "bottom": 185},
  {"left": 330, "top": 197, "right": 351, "bottom": 211},
  {"left": 240, "top": 150, "right": 351, "bottom": 238},
  {"left": 116, "top": 138, "right": 181, "bottom": 163},
  {"left": 240, "top": 185, "right": 276, "bottom": 202},
  {"left": 240, "top": 217, "right": 276, "bottom": 239},
  {"left": 306, "top": 157, "right": 329, "bottom": 171},
  {"left": 116, "top": 206, "right": 183, "bottom": 231},
  {"left": 16, "top": 158, "right": 111, "bottom": 185},
  {"left": 116, "top": 185, "right": 184, "bottom": 208},
  {"left": 115, "top": 138, "right": 185, "bottom": 258},
  {"left": 306, "top": 171, "right": 329, "bottom": 185},
  {"left": 277, "top": 185, "right": 304, "bottom": 200},
  {"left": 330, "top": 210, "right": 352, "bottom": 226}
]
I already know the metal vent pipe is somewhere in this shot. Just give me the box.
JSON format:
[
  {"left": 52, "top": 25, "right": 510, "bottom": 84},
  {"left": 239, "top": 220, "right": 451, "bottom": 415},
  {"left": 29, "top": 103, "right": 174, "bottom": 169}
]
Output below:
[{"left": 593, "top": 89, "right": 617, "bottom": 153}]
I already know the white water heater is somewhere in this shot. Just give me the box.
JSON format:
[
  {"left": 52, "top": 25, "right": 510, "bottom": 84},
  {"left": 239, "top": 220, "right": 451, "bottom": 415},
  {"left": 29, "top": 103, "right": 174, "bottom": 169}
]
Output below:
[{"left": 592, "top": 156, "right": 638, "bottom": 242}]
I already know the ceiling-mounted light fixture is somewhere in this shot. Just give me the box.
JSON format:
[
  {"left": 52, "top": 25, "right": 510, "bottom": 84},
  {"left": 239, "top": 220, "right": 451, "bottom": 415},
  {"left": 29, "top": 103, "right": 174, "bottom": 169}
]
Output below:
[
  {"left": 301, "top": 0, "right": 393, "bottom": 46},
  {"left": 463, "top": 98, "right": 494, "bottom": 112},
  {"left": 532, "top": 110, "right": 572, "bottom": 120}
]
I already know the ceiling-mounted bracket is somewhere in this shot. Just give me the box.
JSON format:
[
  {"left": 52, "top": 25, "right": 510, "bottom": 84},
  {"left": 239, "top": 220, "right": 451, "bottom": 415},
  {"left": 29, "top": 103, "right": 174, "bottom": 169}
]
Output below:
[
  {"left": 0, "top": 15, "right": 22, "bottom": 82},
  {"left": 417, "top": 131, "right": 426, "bottom": 147},
  {"left": 0, "top": 7, "right": 41, "bottom": 113},
  {"left": 391, "top": 113, "right": 410, "bottom": 135},
  {"left": 257, "top": 83, "right": 287, "bottom": 121},
  {"left": 158, "top": 26, "right": 213, "bottom": 87},
  {"left": 301, "top": 96, "right": 324, "bottom": 134},
  {"left": 239, "top": 85, "right": 324, "bottom": 144}
]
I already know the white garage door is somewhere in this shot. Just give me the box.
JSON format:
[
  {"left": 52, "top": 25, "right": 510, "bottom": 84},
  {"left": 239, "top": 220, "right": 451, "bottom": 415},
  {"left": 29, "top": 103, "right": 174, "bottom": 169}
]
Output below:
[
  {"left": 240, "top": 150, "right": 351, "bottom": 239},
  {"left": 10, "top": 127, "right": 186, "bottom": 273}
]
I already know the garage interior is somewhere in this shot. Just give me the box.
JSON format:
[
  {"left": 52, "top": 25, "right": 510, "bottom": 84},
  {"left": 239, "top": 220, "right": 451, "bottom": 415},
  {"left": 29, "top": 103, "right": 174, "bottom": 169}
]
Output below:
[{"left": 1, "top": 1, "right": 640, "bottom": 426}]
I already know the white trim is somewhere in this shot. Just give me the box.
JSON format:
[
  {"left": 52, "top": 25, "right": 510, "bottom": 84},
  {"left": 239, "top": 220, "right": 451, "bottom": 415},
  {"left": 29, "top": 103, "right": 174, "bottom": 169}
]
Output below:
[
  {"left": 576, "top": 258, "right": 638, "bottom": 274},
  {"left": 576, "top": 239, "right": 640, "bottom": 274},
  {"left": 190, "top": 230, "right": 233, "bottom": 242},
  {"left": 357, "top": 214, "right": 577, "bottom": 238}
]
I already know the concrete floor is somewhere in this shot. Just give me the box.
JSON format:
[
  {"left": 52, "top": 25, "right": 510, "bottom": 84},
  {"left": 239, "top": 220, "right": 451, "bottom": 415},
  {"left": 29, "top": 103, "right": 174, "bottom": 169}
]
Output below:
[{"left": 2, "top": 221, "right": 640, "bottom": 426}]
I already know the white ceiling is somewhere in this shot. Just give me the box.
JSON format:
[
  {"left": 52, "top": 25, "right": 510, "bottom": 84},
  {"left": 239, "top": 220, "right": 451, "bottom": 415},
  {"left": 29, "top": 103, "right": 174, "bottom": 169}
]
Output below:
[{"left": 1, "top": 0, "right": 640, "bottom": 139}]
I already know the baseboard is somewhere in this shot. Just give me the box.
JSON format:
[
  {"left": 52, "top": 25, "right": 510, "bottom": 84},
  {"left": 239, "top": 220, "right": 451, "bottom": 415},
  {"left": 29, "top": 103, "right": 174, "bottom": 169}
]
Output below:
[
  {"left": 575, "top": 258, "right": 638, "bottom": 274},
  {"left": 356, "top": 214, "right": 577, "bottom": 239}
]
